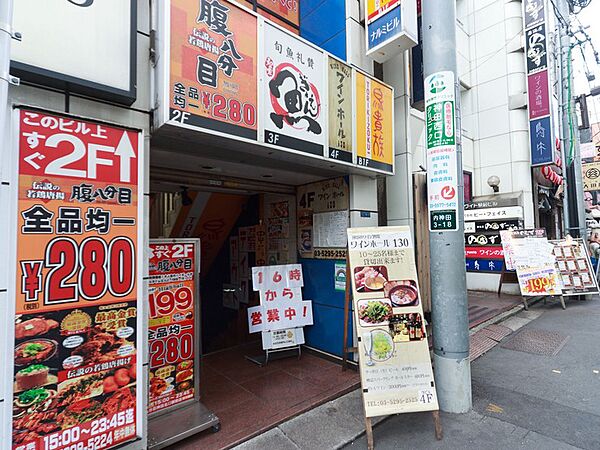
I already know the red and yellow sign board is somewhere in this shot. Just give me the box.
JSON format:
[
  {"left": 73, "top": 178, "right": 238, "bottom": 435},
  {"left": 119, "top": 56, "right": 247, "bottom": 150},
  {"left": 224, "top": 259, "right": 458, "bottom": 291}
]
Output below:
[
  {"left": 356, "top": 72, "right": 394, "bottom": 173},
  {"left": 170, "top": 0, "right": 258, "bottom": 139},
  {"left": 12, "top": 109, "right": 141, "bottom": 450},
  {"left": 366, "top": 0, "right": 400, "bottom": 23},
  {"left": 257, "top": 0, "right": 299, "bottom": 28},
  {"left": 148, "top": 241, "right": 198, "bottom": 414}
]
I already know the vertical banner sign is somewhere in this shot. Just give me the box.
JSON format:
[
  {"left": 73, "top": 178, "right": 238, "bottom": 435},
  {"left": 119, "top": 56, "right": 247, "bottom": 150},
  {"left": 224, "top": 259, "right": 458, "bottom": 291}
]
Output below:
[
  {"left": 347, "top": 226, "right": 439, "bottom": 417},
  {"left": 148, "top": 240, "right": 199, "bottom": 415},
  {"left": 425, "top": 71, "right": 459, "bottom": 231},
  {"left": 169, "top": 0, "right": 258, "bottom": 139},
  {"left": 523, "top": 0, "right": 554, "bottom": 166},
  {"left": 328, "top": 58, "right": 353, "bottom": 163},
  {"left": 355, "top": 72, "right": 394, "bottom": 173},
  {"left": 261, "top": 21, "right": 326, "bottom": 156},
  {"left": 12, "top": 109, "right": 142, "bottom": 450}
]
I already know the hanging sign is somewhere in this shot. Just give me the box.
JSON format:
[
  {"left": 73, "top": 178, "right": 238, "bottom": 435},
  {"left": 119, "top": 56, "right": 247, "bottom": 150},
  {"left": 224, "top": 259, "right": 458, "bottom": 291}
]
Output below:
[
  {"left": 355, "top": 72, "right": 394, "bottom": 173},
  {"left": 10, "top": 108, "right": 143, "bottom": 450},
  {"left": 148, "top": 240, "right": 200, "bottom": 415},
  {"left": 551, "top": 238, "right": 600, "bottom": 296},
  {"left": 365, "top": 0, "right": 418, "bottom": 63},
  {"left": 167, "top": 0, "right": 258, "bottom": 139},
  {"left": 583, "top": 162, "right": 600, "bottom": 191},
  {"left": 425, "top": 71, "right": 459, "bottom": 231},
  {"left": 523, "top": 0, "right": 555, "bottom": 167},
  {"left": 260, "top": 21, "right": 326, "bottom": 156},
  {"left": 347, "top": 226, "right": 439, "bottom": 417},
  {"left": 328, "top": 58, "right": 353, "bottom": 163}
]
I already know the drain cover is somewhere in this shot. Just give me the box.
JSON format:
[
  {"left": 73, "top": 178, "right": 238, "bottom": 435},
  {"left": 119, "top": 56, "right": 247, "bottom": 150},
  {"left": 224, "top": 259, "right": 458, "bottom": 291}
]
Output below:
[{"left": 500, "top": 328, "right": 570, "bottom": 357}]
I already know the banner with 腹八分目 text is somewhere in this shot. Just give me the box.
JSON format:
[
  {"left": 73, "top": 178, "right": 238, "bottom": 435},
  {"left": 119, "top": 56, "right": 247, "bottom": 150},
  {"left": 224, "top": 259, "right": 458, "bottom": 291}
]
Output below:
[
  {"left": 168, "top": 0, "right": 258, "bottom": 139},
  {"left": 148, "top": 240, "right": 200, "bottom": 415},
  {"left": 347, "top": 226, "right": 439, "bottom": 418},
  {"left": 11, "top": 108, "right": 143, "bottom": 450},
  {"left": 355, "top": 72, "right": 394, "bottom": 173}
]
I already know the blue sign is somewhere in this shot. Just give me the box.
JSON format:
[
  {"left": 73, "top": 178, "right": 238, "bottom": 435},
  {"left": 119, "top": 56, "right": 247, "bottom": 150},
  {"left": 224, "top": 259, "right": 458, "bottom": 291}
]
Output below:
[
  {"left": 367, "top": 6, "right": 402, "bottom": 50},
  {"left": 529, "top": 115, "right": 553, "bottom": 166},
  {"left": 466, "top": 258, "right": 504, "bottom": 273}
]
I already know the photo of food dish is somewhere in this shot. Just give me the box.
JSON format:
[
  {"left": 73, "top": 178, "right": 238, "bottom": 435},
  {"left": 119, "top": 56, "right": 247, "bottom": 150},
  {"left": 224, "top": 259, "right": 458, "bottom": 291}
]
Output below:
[
  {"left": 354, "top": 266, "right": 388, "bottom": 291},
  {"left": 13, "top": 387, "right": 58, "bottom": 420},
  {"left": 150, "top": 375, "right": 169, "bottom": 397},
  {"left": 14, "top": 364, "right": 57, "bottom": 392},
  {"left": 389, "top": 313, "right": 425, "bottom": 343},
  {"left": 70, "top": 326, "right": 134, "bottom": 366},
  {"left": 362, "top": 329, "right": 394, "bottom": 364},
  {"left": 15, "top": 317, "right": 59, "bottom": 340},
  {"left": 14, "top": 339, "right": 58, "bottom": 366},
  {"left": 384, "top": 280, "right": 419, "bottom": 307},
  {"left": 358, "top": 299, "right": 393, "bottom": 327},
  {"left": 176, "top": 368, "right": 193, "bottom": 384}
]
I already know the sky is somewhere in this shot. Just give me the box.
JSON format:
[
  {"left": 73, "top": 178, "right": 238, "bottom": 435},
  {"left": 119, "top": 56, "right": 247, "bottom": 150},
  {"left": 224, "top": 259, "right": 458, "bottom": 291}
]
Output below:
[{"left": 571, "top": 0, "right": 600, "bottom": 124}]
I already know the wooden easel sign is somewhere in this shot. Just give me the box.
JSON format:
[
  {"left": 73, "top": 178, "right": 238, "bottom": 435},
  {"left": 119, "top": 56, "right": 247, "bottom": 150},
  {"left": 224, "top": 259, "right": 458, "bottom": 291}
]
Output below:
[{"left": 347, "top": 226, "right": 442, "bottom": 448}]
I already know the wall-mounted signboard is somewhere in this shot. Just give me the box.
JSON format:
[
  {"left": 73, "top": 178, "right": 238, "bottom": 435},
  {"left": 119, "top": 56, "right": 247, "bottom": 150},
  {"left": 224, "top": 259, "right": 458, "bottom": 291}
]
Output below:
[
  {"left": 365, "top": 0, "right": 419, "bottom": 64},
  {"left": 7, "top": 108, "right": 144, "bottom": 450},
  {"left": 158, "top": 0, "right": 395, "bottom": 175},
  {"left": 11, "top": 0, "right": 137, "bottom": 105}
]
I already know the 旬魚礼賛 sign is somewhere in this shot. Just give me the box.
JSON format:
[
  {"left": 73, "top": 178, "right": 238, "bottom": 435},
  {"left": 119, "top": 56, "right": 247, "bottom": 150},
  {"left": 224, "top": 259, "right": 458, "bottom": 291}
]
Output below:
[
  {"left": 261, "top": 21, "right": 326, "bottom": 156},
  {"left": 10, "top": 108, "right": 143, "bottom": 450},
  {"left": 425, "top": 71, "right": 458, "bottom": 232}
]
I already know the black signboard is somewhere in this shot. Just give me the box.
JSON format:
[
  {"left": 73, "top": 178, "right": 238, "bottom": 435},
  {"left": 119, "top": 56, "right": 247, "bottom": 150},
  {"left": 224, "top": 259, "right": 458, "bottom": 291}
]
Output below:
[
  {"left": 524, "top": 0, "right": 545, "bottom": 28},
  {"left": 473, "top": 220, "right": 522, "bottom": 232},
  {"left": 465, "top": 232, "right": 502, "bottom": 247},
  {"left": 526, "top": 24, "right": 548, "bottom": 74}
]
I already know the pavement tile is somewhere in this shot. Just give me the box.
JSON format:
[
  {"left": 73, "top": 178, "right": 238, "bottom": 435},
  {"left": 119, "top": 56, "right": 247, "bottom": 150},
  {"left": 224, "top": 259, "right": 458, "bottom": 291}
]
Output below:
[
  {"left": 233, "top": 427, "right": 299, "bottom": 450},
  {"left": 499, "top": 316, "right": 531, "bottom": 331}
]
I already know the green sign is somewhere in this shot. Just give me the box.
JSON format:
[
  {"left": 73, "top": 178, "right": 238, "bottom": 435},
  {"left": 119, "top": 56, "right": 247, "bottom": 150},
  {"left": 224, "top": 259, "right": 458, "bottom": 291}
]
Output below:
[
  {"left": 426, "top": 101, "right": 455, "bottom": 148},
  {"left": 430, "top": 210, "right": 457, "bottom": 231}
]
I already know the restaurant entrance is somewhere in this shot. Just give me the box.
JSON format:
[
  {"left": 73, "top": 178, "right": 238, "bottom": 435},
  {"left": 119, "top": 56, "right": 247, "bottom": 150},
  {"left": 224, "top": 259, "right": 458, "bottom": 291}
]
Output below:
[{"left": 149, "top": 164, "right": 360, "bottom": 448}]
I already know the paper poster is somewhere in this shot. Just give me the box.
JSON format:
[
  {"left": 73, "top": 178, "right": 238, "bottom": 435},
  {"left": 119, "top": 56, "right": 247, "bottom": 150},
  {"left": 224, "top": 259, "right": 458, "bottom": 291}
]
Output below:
[
  {"left": 12, "top": 109, "right": 142, "bottom": 449},
  {"left": 313, "top": 210, "right": 349, "bottom": 248},
  {"left": 148, "top": 240, "right": 199, "bottom": 414},
  {"left": 328, "top": 57, "right": 353, "bottom": 163},
  {"left": 347, "top": 226, "right": 439, "bottom": 418},
  {"left": 261, "top": 21, "right": 326, "bottom": 155},
  {"left": 334, "top": 262, "right": 347, "bottom": 291},
  {"left": 169, "top": 0, "right": 258, "bottom": 139},
  {"left": 355, "top": 72, "right": 394, "bottom": 173}
]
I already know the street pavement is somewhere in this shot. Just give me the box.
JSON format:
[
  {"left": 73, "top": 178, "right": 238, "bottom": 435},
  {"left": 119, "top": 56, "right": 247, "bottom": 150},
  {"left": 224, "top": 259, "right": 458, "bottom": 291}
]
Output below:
[{"left": 235, "top": 296, "right": 600, "bottom": 450}]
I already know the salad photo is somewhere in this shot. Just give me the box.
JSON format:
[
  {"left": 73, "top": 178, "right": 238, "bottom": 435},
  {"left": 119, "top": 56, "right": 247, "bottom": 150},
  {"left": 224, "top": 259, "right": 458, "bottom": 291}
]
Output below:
[{"left": 358, "top": 299, "right": 393, "bottom": 327}]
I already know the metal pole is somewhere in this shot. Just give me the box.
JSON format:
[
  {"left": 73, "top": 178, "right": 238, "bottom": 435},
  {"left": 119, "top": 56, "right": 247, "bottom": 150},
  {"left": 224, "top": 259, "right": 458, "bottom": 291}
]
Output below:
[
  {"left": 422, "top": 0, "right": 471, "bottom": 413},
  {"left": 556, "top": 10, "right": 570, "bottom": 236}
]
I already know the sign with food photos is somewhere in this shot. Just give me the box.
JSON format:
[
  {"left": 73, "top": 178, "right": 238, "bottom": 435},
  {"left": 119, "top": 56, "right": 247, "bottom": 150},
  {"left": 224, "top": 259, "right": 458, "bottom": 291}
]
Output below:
[
  {"left": 261, "top": 21, "right": 326, "bottom": 156},
  {"left": 347, "top": 226, "right": 439, "bottom": 418},
  {"left": 11, "top": 109, "right": 143, "bottom": 450},
  {"left": 551, "top": 238, "right": 599, "bottom": 296},
  {"left": 168, "top": 0, "right": 258, "bottom": 139},
  {"left": 148, "top": 240, "right": 200, "bottom": 415}
]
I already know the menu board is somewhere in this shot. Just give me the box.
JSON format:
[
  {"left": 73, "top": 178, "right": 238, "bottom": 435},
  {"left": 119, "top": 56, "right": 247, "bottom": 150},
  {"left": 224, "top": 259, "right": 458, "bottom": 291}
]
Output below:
[
  {"left": 148, "top": 240, "right": 200, "bottom": 415},
  {"left": 551, "top": 238, "right": 599, "bottom": 296},
  {"left": 169, "top": 0, "right": 258, "bottom": 139},
  {"left": 296, "top": 177, "right": 349, "bottom": 259},
  {"left": 12, "top": 109, "right": 142, "bottom": 450},
  {"left": 347, "top": 226, "right": 439, "bottom": 418},
  {"left": 500, "top": 229, "right": 562, "bottom": 296}
]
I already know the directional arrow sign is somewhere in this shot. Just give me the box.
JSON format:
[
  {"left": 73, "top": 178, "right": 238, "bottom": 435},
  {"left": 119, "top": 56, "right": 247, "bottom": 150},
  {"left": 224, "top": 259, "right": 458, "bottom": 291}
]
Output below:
[{"left": 115, "top": 131, "right": 136, "bottom": 183}]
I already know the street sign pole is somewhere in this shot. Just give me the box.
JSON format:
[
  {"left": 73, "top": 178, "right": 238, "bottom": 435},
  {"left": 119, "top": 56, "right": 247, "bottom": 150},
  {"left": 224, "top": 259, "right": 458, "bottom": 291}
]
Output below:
[{"left": 422, "top": 0, "right": 472, "bottom": 413}]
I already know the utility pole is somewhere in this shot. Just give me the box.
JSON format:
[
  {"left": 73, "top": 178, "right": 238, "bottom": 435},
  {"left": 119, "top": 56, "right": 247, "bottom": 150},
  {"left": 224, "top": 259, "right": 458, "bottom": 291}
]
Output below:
[
  {"left": 0, "top": 0, "right": 16, "bottom": 138},
  {"left": 558, "top": 0, "right": 586, "bottom": 237},
  {"left": 422, "top": 0, "right": 471, "bottom": 413}
]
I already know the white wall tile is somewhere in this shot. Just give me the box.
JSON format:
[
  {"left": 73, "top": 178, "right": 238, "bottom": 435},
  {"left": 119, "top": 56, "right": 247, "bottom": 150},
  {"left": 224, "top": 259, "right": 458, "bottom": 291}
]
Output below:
[
  {"left": 510, "top": 129, "right": 531, "bottom": 163},
  {"left": 473, "top": 1, "right": 504, "bottom": 34},
  {"left": 478, "top": 163, "right": 513, "bottom": 195},
  {"left": 478, "top": 134, "right": 511, "bottom": 167},
  {"left": 475, "top": 22, "right": 506, "bottom": 60},
  {"left": 478, "top": 105, "right": 510, "bottom": 138},
  {"left": 477, "top": 77, "right": 508, "bottom": 112},
  {"left": 475, "top": 50, "right": 507, "bottom": 84},
  {"left": 349, "top": 175, "right": 378, "bottom": 211}
]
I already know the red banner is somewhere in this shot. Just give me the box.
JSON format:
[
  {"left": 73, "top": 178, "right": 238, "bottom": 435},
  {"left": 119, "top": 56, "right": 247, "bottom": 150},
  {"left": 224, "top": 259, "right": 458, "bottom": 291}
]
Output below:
[
  {"left": 148, "top": 241, "right": 198, "bottom": 414},
  {"left": 464, "top": 246, "right": 504, "bottom": 260},
  {"left": 12, "top": 109, "right": 141, "bottom": 450}
]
